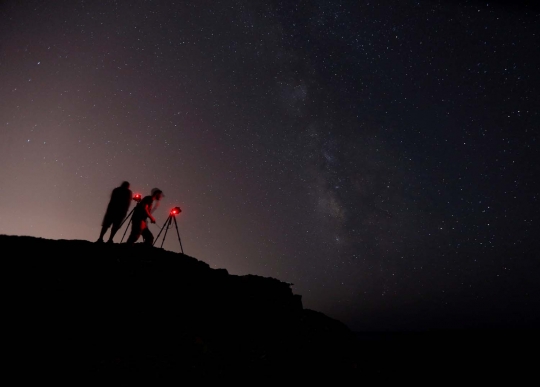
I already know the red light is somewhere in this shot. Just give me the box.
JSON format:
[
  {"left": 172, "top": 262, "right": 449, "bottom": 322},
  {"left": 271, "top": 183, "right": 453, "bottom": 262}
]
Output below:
[
  {"left": 133, "top": 194, "right": 142, "bottom": 202},
  {"left": 170, "top": 206, "right": 182, "bottom": 216}
]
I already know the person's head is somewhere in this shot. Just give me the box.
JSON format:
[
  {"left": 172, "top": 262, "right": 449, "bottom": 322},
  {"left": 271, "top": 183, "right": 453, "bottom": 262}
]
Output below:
[
  {"left": 151, "top": 188, "right": 164, "bottom": 201},
  {"left": 121, "top": 181, "right": 130, "bottom": 189}
]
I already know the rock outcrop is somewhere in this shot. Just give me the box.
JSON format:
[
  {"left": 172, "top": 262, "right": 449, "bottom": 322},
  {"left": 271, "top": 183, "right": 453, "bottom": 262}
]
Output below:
[{"left": 3, "top": 235, "right": 358, "bottom": 383}]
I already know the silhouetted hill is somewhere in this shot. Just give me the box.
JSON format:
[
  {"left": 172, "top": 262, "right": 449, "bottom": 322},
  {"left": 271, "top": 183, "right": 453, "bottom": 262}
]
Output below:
[
  {"left": 4, "top": 235, "right": 537, "bottom": 384},
  {"left": 3, "top": 235, "right": 358, "bottom": 384}
]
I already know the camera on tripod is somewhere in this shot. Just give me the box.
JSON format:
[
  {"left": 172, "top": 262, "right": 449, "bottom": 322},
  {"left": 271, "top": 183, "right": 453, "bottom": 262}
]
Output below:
[
  {"left": 154, "top": 206, "right": 184, "bottom": 253},
  {"left": 133, "top": 194, "right": 142, "bottom": 202}
]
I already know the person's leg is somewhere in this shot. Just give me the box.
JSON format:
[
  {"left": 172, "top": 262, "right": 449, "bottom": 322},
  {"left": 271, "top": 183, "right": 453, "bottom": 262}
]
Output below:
[
  {"left": 126, "top": 220, "right": 143, "bottom": 244},
  {"left": 141, "top": 226, "right": 154, "bottom": 245},
  {"left": 108, "top": 218, "right": 123, "bottom": 242},
  {"left": 97, "top": 218, "right": 112, "bottom": 242},
  {"left": 96, "top": 226, "right": 107, "bottom": 242}
]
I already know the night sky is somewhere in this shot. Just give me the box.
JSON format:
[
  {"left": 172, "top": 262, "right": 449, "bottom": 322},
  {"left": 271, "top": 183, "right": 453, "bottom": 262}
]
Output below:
[{"left": 1, "top": 0, "right": 539, "bottom": 332}]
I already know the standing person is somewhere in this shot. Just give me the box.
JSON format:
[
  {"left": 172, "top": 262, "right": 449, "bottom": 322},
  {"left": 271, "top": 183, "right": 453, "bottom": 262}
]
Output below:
[
  {"left": 125, "top": 188, "right": 164, "bottom": 245},
  {"left": 96, "top": 181, "right": 133, "bottom": 243}
]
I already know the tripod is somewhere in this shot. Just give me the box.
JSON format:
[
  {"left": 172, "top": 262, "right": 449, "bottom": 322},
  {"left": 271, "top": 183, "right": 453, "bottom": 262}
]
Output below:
[
  {"left": 153, "top": 207, "right": 184, "bottom": 253},
  {"left": 118, "top": 194, "right": 142, "bottom": 243},
  {"left": 119, "top": 207, "right": 136, "bottom": 243}
]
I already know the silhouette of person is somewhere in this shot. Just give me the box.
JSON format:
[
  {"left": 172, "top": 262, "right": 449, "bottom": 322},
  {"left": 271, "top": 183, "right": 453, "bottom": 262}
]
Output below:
[
  {"left": 125, "top": 188, "right": 164, "bottom": 245},
  {"left": 96, "top": 181, "right": 133, "bottom": 243}
]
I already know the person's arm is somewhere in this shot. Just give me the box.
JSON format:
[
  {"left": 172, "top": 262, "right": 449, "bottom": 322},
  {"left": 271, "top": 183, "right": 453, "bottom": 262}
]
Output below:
[{"left": 144, "top": 203, "right": 156, "bottom": 223}]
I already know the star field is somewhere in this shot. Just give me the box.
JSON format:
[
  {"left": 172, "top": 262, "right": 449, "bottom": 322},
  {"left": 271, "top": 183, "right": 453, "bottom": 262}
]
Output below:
[{"left": 1, "top": 0, "right": 539, "bottom": 331}]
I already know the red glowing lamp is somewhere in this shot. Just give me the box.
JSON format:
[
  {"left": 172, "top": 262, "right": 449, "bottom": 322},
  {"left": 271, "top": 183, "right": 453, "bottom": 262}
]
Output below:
[
  {"left": 170, "top": 207, "right": 182, "bottom": 216},
  {"left": 133, "top": 193, "right": 142, "bottom": 202}
]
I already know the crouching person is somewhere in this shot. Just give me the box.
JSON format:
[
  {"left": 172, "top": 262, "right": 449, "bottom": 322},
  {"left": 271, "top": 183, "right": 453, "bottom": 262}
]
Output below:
[{"left": 126, "top": 188, "right": 164, "bottom": 245}]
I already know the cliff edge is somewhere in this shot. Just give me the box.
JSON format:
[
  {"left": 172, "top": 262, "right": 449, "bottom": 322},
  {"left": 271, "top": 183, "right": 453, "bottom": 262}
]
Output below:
[{"left": 3, "top": 235, "right": 358, "bottom": 383}]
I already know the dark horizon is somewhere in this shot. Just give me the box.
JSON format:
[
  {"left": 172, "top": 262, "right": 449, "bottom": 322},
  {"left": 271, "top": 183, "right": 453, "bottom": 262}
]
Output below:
[{"left": 1, "top": 0, "right": 539, "bottom": 332}]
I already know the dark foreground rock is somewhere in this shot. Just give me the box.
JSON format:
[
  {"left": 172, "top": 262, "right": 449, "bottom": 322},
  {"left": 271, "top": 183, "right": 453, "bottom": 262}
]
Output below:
[{"left": 3, "top": 235, "right": 358, "bottom": 384}]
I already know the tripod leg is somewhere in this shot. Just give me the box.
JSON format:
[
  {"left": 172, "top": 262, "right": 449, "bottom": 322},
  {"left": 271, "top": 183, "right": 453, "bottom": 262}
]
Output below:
[
  {"left": 119, "top": 208, "right": 135, "bottom": 229},
  {"left": 119, "top": 208, "right": 135, "bottom": 243},
  {"left": 173, "top": 216, "right": 184, "bottom": 254},
  {"left": 120, "top": 217, "right": 133, "bottom": 243},
  {"left": 153, "top": 216, "right": 171, "bottom": 247},
  {"left": 160, "top": 217, "right": 172, "bottom": 248}
]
